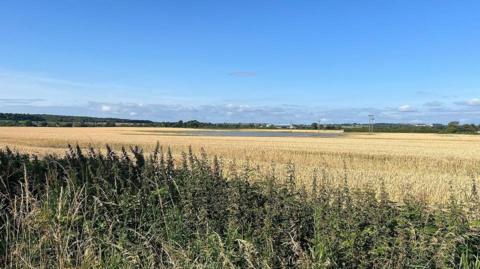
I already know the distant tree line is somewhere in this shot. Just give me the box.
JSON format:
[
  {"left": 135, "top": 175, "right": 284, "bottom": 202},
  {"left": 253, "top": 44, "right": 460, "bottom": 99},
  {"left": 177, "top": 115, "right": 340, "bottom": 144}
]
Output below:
[
  {"left": 341, "top": 121, "right": 480, "bottom": 134},
  {"left": 152, "top": 120, "right": 266, "bottom": 129},
  {"left": 0, "top": 113, "right": 152, "bottom": 127},
  {"left": 0, "top": 113, "right": 478, "bottom": 134},
  {"left": 0, "top": 114, "right": 267, "bottom": 129}
]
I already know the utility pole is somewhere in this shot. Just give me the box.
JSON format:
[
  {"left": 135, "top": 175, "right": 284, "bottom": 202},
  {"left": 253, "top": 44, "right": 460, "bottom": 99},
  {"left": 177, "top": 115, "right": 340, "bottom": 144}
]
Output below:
[{"left": 368, "top": 114, "right": 375, "bottom": 134}]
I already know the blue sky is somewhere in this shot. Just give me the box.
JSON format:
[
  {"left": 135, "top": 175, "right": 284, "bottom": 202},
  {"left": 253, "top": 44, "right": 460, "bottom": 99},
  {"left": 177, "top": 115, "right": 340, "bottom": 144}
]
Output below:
[{"left": 0, "top": 1, "right": 479, "bottom": 123}]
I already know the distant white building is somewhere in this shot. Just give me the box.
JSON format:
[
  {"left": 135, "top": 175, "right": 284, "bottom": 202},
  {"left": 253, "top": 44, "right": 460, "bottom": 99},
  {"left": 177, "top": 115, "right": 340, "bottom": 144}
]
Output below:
[
  {"left": 274, "top": 124, "right": 293, "bottom": 129},
  {"left": 413, "top": 123, "right": 433, "bottom": 127}
]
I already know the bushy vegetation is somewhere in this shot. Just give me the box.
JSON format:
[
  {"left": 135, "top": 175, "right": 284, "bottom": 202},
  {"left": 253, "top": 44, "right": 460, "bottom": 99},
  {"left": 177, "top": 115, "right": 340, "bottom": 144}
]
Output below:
[
  {"left": 2, "top": 113, "right": 479, "bottom": 133},
  {"left": 0, "top": 113, "right": 267, "bottom": 128},
  {"left": 343, "top": 122, "right": 480, "bottom": 134},
  {"left": 0, "top": 113, "right": 152, "bottom": 127},
  {"left": 1, "top": 145, "right": 480, "bottom": 268}
]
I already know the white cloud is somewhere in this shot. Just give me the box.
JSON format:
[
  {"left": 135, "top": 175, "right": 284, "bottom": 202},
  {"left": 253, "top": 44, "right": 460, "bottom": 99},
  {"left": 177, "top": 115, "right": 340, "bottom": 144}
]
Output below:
[
  {"left": 101, "top": 105, "right": 112, "bottom": 112},
  {"left": 465, "top": 98, "right": 480, "bottom": 106},
  {"left": 2, "top": 101, "right": 479, "bottom": 124},
  {"left": 398, "top": 105, "right": 415, "bottom": 112}
]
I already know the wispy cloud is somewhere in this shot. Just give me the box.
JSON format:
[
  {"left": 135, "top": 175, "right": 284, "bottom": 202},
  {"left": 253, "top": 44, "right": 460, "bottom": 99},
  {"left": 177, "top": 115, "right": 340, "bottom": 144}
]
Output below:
[
  {"left": 423, "top": 101, "right": 443, "bottom": 107},
  {"left": 0, "top": 70, "right": 125, "bottom": 92},
  {"left": 0, "top": 98, "right": 44, "bottom": 105},
  {"left": 1, "top": 68, "right": 479, "bottom": 124},
  {"left": 1, "top": 101, "right": 479, "bottom": 123},
  {"left": 398, "top": 105, "right": 416, "bottom": 112},
  {"left": 457, "top": 98, "right": 480, "bottom": 106},
  {"left": 229, "top": 71, "right": 257, "bottom": 77},
  {"left": 0, "top": 68, "right": 176, "bottom": 105}
]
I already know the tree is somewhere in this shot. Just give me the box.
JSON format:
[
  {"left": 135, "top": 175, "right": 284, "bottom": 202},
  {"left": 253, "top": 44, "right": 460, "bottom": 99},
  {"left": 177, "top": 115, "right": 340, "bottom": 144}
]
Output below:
[
  {"left": 462, "top": 124, "right": 477, "bottom": 134},
  {"left": 445, "top": 121, "right": 459, "bottom": 133},
  {"left": 23, "top": 120, "right": 35, "bottom": 127}
]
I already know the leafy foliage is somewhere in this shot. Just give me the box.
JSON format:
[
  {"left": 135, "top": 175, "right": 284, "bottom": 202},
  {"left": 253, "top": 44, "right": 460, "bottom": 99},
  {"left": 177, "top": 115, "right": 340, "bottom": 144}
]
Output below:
[
  {"left": 0, "top": 145, "right": 479, "bottom": 268},
  {"left": 2, "top": 112, "right": 479, "bottom": 133}
]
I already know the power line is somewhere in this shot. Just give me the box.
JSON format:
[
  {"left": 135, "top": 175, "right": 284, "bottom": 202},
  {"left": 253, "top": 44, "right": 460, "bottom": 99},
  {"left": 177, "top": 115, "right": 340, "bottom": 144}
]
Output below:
[{"left": 368, "top": 114, "right": 375, "bottom": 134}]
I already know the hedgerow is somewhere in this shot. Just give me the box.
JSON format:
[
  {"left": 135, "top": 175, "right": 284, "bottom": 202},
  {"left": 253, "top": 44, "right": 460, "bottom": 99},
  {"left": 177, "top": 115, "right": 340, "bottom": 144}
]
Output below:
[{"left": 1, "top": 144, "right": 479, "bottom": 268}]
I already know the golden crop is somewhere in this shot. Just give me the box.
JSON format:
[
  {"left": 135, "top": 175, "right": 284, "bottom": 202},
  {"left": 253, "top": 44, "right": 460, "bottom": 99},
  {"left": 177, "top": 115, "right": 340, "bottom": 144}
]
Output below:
[{"left": 0, "top": 127, "right": 479, "bottom": 204}]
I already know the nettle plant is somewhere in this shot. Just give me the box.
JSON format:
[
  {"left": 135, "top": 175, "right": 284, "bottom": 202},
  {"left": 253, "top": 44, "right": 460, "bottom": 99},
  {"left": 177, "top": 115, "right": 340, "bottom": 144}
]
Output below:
[{"left": 0, "top": 144, "right": 479, "bottom": 268}]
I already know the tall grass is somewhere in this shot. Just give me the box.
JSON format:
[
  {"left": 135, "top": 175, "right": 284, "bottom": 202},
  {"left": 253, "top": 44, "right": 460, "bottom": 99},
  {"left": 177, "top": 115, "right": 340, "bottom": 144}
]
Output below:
[{"left": 1, "top": 144, "right": 479, "bottom": 268}]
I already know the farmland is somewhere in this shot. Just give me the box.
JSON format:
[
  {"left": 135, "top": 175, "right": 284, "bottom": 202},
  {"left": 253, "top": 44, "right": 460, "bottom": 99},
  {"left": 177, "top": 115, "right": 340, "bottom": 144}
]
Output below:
[
  {"left": 1, "top": 131, "right": 480, "bottom": 267},
  {"left": 0, "top": 127, "right": 478, "bottom": 204}
]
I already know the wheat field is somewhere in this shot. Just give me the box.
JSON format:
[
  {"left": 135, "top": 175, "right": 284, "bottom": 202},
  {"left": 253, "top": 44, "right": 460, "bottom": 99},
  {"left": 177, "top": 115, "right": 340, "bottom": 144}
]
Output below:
[{"left": 0, "top": 126, "right": 479, "bottom": 204}]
